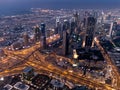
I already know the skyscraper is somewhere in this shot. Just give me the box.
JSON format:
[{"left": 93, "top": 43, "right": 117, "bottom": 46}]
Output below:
[
  {"left": 63, "top": 19, "right": 70, "bottom": 31},
  {"left": 62, "top": 20, "right": 70, "bottom": 55},
  {"left": 111, "top": 22, "right": 118, "bottom": 38},
  {"left": 41, "top": 23, "right": 46, "bottom": 37},
  {"left": 34, "top": 25, "right": 41, "bottom": 42},
  {"left": 84, "top": 17, "right": 96, "bottom": 48},
  {"left": 62, "top": 30, "right": 69, "bottom": 56},
  {"left": 73, "top": 11, "right": 79, "bottom": 27},
  {"left": 40, "top": 23, "right": 46, "bottom": 49},
  {"left": 108, "top": 22, "right": 113, "bottom": 38},
  {"left": 70, "top": 17, "right": 76, "bottom": 34},
  {"left": 55, "top": 17, "right": 62, "bottom": 35},
  {"left": 108, "top": 22, "right": 118, "bottom": 38}
]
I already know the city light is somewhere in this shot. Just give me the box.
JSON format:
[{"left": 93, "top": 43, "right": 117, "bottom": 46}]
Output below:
[
  {"left": 0, "top": 77, "right": 4, "bottom": 81},
  {"left": 0, "top": 1, "right": 120, "bottom": 90}
]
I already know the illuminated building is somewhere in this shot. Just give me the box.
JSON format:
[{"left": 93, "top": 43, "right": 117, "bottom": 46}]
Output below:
[
  {"left": 108, "top": 22, "right": 113, "bottom": 38},
  {"left": 70, "top": 17, "right": 76, "bottom": 35},
  {"left": 73, "top": 11, "right": 79, "bottom": 27},
  {"left": 40, "top": 23, "right": 46, "bottom": 49},
  {"left": 62, "top": 19, "right": 70, "bottom": 55},
  {"left": 62, "top": 20, "right": 70, "bottom": 35},
  {"left": 34, "top": 25, "right": 41, "bottom": 42},
  {"left": 84, "top": 17, "right": 96, "bottom": 48},
  {"left": 55, "top": 17, "right": 62, "bottom": 35}
]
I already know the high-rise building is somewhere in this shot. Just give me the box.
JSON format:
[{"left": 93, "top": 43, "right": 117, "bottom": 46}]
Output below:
[
  {"left": 84, "top": 17, "right": 96, "bottom": 48},
  {"left": 62, "top": 30, "right": 69, "bottom": 56},
  {"left": 55, "top": 17, "right": 62, "bottom": 35},
  {"left": 108, "top": 22, "right": 118, "bottom": 38},
  {"left": 62, "top": 20, "right": 71, "bottom": 56},
  {"left": 73, "top": 11, "right": 79, "bottom": 27},
  {"left": 113, "top": 22, "right": 118, "bottom": 31},
  {"left": 23, "top": 32, "right": 29, "bottom": 46},
  {"left": 111, "top": 22, "right": 118, "bottom": 38},
  {"left": 41, "top": 23, "right": 46, "bottom": 36},
  {"left": 63, "top": 19, "right": 70, "bottom": 31},
  {"left": 34, "top": 25, "right": 41, "bottom": 42},
  {"left": 40, "top": 23, "right": 46, "bottom": 49},
  {"left": 83, "top": 12, "right": 90, "bottom": 30},
  {"left": 70, "top": 17, "right": 77, "bottom": 35},
  {"left": 108, "top": 22, "right": 113, "bottom": 38}
]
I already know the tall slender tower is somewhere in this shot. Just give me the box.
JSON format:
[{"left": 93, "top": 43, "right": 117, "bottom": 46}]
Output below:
[
  {"left": 34, "top": 25, "right": 40, "bottom": 42},
  {"left": 73, "top": 11, "right": 79, "bottom": 27},
  {"left": 108, "top": 22, "right": 113, "bottom": 38},
  {"left": 40, "top": 23, "right": 46, "bottom": 49},
  {"left": 62, "top": 30, "right": 69, "bottom": 56},
  {"left": 84, "top": 17, "right": 96, "bottom": 48},
  {"left": 62, "top": 20, "right": 70, "bottom": 56},
  {"left": 55, "top": 17, "right": 62, "bottom": 35}
]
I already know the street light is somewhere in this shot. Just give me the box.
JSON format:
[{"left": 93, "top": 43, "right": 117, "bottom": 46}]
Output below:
[{"left": 0, "top": 77, "right": 4, "bottom": 81}]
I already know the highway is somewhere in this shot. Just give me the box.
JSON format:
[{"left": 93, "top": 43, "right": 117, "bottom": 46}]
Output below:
[
  {"left": 94, "top": 37, "right": 120, "bottom": 89},
  {"left": 0, "top": 34, "right": 117, "bottom": 90},
  {"left": 0, "top": 49, "right": 116, "bottom": 90}
]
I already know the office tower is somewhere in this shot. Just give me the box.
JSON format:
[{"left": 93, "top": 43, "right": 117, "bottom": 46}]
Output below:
[
  {"left": 112, "top": 22, "right": 118, "bottom": 37},
  {"left": 63, "top": 19, "right": 70, "bottom": 31},
  {"left": 62, "top": 30, "right": 69, "bottom": 56},
  {"left": 41, "top": 23, "right": 46, "bottom": 36},
  {"left": 55, "top": 17, "right": 62, "bottom": 35},
  {"left": 23, "top": 32, "right": 29, "bottom": 46},
  {"left": 34, "top": 25, "right": 41, "bottom": 42},
  {"left": 70, "top": 17, "right": 76, "bottom": 35},
  {"left": 56, "top": 17, "right": 60, "bottom": 28},
  {"left": 108, "top": 22, "right": 113, "bottom": 38},
  {"left": 113, "top": 22, "right": 117, "bottom": 31},
  {"left": 83, "top": 12, "right": 90, "bottom": 29},
  {"left": 40, "top": 23, "right": 46, "bottom": 49},
  {"left": 73, "top": 11, "right": 79, "bottom": 27},
  {"left": 108, "top": 22, "right": 118, "bottom": 38},
  {"left": 84, "top": 17, "right": 96, "bottom": 48}
]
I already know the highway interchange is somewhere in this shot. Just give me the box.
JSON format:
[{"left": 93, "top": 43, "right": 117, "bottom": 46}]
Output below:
[{"left": 0, "top": 35, "right": 119, "bottom": 90}]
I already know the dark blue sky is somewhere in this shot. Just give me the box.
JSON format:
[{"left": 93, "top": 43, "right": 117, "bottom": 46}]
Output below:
[
  {"left": 0, "top": 0, "right": 120, "bottom": 9},
  {"left": 0, "top": 0, "right": 120, "bottom": 16}
]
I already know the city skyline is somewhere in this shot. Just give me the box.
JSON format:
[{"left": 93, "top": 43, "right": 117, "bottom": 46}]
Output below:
[{"left": 0, "top": 1, "right": 120, "bottom": 90}]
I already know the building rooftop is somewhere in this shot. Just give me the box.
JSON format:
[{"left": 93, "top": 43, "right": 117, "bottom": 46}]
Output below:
[
  {"left": 23, "top": 67, "right": 33, "bottom": 73},
  {"left": 2, "top": 84, "right": 13, "bottom": 90},
  {"left": 13, "top": 82, "right": 29, "bottom": 90}
]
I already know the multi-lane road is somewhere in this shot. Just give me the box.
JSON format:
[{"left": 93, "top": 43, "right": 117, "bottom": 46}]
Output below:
[
  {"left": 0, "top": 48, "right": 116, "bottom": 90},
  {"left": 94, "top": 37, "right": 120, "bottom": 90},
  {"left": 0, "top": 34, "right": 118, "bottom": 90}
]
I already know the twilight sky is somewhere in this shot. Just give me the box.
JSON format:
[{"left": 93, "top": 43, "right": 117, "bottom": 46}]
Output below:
[
  {"left": 0, "top": 0, "right": 120, "bottom": 16},
  {"left": 0, "top": 0, "right": 120, "bottom": 9}
]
